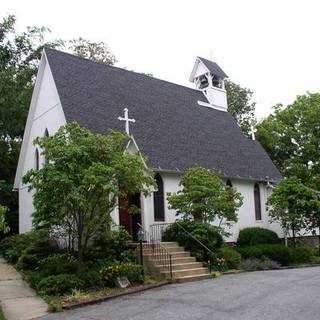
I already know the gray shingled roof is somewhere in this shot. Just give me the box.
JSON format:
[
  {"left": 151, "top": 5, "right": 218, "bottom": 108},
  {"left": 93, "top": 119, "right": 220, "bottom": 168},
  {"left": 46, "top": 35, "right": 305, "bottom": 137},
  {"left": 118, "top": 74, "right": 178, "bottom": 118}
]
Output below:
[
  {"left": 45, "top": 48, "right": 281, "bottom": 182},
  {"left": 198, "top": 57, "right": 228, "bottom": 79}
]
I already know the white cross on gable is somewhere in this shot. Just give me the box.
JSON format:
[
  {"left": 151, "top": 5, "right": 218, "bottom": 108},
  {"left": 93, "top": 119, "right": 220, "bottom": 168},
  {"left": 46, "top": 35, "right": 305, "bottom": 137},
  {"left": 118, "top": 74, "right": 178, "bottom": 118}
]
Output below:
[{"left": 118, "top": 107, "right": 135, "bottom": 135}]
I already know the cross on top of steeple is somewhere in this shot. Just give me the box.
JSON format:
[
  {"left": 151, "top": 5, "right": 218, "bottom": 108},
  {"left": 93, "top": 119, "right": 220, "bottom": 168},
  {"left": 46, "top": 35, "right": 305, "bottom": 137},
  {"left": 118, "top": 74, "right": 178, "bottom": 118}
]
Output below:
[{"left": 118, "top": 108, "right": 135, "bottom": 135}]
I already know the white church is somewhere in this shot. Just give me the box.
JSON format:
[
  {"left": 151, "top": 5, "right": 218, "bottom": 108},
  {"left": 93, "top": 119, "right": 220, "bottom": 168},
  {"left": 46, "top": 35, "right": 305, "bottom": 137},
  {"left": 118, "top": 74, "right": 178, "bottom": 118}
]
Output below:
[{"left": 14, "top": 49, "right": 282, "bottom": 242}]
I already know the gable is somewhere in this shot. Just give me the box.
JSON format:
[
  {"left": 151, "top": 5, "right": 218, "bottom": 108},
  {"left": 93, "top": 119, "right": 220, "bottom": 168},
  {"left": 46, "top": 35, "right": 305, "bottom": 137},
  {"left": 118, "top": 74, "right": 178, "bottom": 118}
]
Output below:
[
  {"left": 14, "top": 53, "right": 67, "bottom": 189},
  {"left": 44, "top": 48, "right": 281, "bottom": 182}
]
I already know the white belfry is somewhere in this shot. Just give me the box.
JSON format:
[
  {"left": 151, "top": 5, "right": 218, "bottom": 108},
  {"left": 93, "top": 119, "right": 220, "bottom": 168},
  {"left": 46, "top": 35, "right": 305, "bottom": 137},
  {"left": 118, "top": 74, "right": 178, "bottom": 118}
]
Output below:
[{"left": 118, "top": 108, "right": 135, "bottom": 135}]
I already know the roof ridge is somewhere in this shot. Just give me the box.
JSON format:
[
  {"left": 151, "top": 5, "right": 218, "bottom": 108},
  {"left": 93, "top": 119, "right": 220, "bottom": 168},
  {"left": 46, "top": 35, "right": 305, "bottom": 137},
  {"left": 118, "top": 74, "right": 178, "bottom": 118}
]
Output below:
[{"left": 44, "top": 47, "right": 200, "bottom": 94}]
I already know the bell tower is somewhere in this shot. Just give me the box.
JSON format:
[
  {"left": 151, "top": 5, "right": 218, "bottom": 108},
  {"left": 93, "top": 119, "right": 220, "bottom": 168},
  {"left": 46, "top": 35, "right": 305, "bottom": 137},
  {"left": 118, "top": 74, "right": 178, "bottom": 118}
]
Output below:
[{"left": 189, "top": 57, "right": 228, "bottom": 111}]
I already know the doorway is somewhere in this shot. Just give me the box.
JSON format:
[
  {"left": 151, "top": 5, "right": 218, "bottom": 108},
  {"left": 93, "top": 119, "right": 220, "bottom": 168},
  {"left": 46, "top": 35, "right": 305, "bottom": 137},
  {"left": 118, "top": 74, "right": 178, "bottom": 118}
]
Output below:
[{"left": 118, "top": 193, "right": 141, "bottom": 241}]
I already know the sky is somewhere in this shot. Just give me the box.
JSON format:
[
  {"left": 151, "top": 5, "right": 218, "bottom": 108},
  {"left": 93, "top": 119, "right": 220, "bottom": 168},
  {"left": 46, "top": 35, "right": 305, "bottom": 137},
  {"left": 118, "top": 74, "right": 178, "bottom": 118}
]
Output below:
[{"left": 2, "top": 0, "right": 320, "bottom": 119}]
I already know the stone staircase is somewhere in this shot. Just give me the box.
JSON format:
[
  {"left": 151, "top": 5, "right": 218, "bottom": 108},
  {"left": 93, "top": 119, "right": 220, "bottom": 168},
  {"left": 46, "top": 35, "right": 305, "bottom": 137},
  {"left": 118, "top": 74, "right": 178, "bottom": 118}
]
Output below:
[{"left": 142, "top": 242, "right": 212, "bottom": 283}]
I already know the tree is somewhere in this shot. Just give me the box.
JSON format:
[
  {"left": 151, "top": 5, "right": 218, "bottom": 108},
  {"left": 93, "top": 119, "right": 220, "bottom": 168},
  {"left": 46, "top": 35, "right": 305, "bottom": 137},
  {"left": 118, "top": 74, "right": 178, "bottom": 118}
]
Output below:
[
  {"left": 167, "top": 167, "right": 243, "bottom": 225},
  {"left": 256, "top": 93, "right": 320, "bottom": 180},
  {"left": 0, "top": 14, "right": 61, "bottom": 233},
  {"left": 67, "top": 37, "right": 117, "bottom": 65},
  {"left": 23, "top": 123, "right": 154, "bottom": 263},
  {"left": 226, "top": 80, "right": 256, "bottom": 137},
  {"left": 267, "top": 177, "right": 320, "bottom": 246}
]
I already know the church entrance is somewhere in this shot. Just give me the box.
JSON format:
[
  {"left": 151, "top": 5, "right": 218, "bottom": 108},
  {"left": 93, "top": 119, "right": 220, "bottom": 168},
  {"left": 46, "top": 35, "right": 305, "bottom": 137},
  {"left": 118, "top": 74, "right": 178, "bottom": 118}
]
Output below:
[{"left": 118, "top": 193, "right": 141, "bottom": 241}]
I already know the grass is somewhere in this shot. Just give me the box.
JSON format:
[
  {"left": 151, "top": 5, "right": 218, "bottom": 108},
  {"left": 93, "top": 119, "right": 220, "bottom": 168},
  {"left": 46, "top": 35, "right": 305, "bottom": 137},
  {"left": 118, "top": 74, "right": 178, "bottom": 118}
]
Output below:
[{"left": 0, "top": 306, "right": 6, "bottom": 320}]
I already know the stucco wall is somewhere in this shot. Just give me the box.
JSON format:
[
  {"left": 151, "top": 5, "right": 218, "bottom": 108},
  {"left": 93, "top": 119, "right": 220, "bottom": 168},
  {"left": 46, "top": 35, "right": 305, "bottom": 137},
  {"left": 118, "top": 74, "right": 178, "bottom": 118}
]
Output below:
[{"left": 18, "top": 57, "right": 66, "bottom": 233}]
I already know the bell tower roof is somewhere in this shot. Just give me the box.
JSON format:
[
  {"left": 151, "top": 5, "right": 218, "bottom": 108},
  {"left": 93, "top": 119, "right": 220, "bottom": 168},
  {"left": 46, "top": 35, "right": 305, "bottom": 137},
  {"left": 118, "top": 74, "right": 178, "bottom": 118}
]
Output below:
[{"left": 189, "top": 57, "right": 228, "bottom": 82}]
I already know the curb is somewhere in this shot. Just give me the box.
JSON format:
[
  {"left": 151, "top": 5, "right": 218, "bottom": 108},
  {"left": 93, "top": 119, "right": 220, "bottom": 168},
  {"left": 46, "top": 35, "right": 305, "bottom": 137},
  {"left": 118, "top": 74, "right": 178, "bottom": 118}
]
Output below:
[
  {"left": 221, "top": 263, "right": 320, "bottom": 276},
  {"left": 61, "top": 281, "right": 170, "bottom": 310}
]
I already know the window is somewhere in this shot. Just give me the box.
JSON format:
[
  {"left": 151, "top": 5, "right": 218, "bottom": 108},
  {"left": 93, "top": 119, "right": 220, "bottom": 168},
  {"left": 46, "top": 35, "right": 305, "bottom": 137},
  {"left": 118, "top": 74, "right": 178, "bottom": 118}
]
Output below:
[
  {"left": 153, "top": 173, "right": 165, "bottom": 221},
  {"left": 254, "top": 183, "right": 262, "bottom": 220},
  {"left": 226, "top": 179, "right": 232, "bottom": 187},
  {"left": 35, "top": 148, "right": 40, "bottom": 171}
]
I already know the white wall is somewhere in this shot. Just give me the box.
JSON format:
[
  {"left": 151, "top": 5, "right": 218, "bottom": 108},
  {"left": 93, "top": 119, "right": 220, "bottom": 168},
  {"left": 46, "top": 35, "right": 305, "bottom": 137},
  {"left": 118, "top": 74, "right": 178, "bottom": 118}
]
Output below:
[
  {"left": 18, "top": 57, "right": 66, "bottom": 233},
  {"left": 148, "top": 173, "right": 283, "bottom": 242}
]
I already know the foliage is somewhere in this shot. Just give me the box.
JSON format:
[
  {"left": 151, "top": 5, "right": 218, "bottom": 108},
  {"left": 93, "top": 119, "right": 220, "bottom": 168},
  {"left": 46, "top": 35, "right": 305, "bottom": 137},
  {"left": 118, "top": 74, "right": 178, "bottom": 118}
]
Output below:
[
  {"left": 241, "top": 257, "right": 280, "bottom": 271},
  {"left": 163, "top": 220, "right": 224, "bottom": 262},
  {"left": 237, "top": 227, "right": 280, "bottom": 246},
  {"left": 0, "top": 229, "right": 56, "bottom": 264},
  {"left": 77, "top": 268, "right": 104, "bottom": 288},
  {"left": 87, "top": 228, "right": 132, "bottom": 262},
  {"left": 37, "top": 274, "right": 84, "bottom": 296},
  {"left": 256, "top": 93, "right": 320, "bottom": 179},
  {"left": 0, "top": 204, "right": 9, "bottom": 234},
  {"left": 38, "top": 254, "right": 78, "bottom": 276},
  {"left": 217, "top": 245, "right": 242, "bottom": 269},
  {"left": 100, "top": 262, "right": 144, "bottom": 287},
  {"left": 226, "top": 80, "right": 256, "bottom": 137},
  {"left": 212, "top": 257, "right": 227, "bottom": 272},
  {"left": 167, "top": 167, "right": 243, "bottom": 224},
  {"left": 267, "top": 177, "right": 320, "bottom": 243},
  {"left": 0, "top": 15, "right": 61, "bottom": 235},
  {"left": 23, "top": 123, "right": 154, "bottom": 263},
  {"left": 67, "top": 37, "right": 117, "bottom": 65},
  {"left": 237, "top": 244, "right": 293, "bottom": 266},
  {"left": 290, "top": 246, "right": 315, "bottom": 264}
]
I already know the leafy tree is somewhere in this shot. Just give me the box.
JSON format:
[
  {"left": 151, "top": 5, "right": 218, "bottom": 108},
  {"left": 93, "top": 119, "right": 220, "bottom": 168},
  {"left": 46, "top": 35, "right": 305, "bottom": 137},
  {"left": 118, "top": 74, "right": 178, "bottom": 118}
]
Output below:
[
  {"left": 267, "top": 177, "right": 320, "bottom": 246},
  {"left": 167, "top": 166, "right": 243, "bottom": 225},
  {"left": 23, "top": 123, "right": 154, "bottom": 263},
  {"left": 0, "top": 15, "right": 61, "bottom": 233},
  {"left": 67, "top": 37, "right": 117, "bottom": 65},
  {"left": 226, "top": 80, "right": 256, "bottom": 137},
  {"left": 256, "top": 93, "right": 320, "bottom": 180}
]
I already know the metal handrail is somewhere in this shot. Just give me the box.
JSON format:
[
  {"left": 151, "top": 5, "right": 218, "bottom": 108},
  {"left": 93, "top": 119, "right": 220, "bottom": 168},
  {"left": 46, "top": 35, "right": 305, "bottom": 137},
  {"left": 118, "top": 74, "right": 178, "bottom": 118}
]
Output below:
[
  {"left": 150, "top": 221, "right": 215, "bottom": 272},
  {"left": 137, "top": 223, "right": 173, "bottom": 279}
]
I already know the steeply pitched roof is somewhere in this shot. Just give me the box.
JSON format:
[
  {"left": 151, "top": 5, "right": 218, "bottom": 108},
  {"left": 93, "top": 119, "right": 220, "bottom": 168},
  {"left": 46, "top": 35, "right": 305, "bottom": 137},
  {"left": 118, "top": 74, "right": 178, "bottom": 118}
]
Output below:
[
  {"left": 45, "top": 48, "right": 281, "bottom": 182},
  {"left": 198, "top": 57, "right": 228, "bottom": 79}
]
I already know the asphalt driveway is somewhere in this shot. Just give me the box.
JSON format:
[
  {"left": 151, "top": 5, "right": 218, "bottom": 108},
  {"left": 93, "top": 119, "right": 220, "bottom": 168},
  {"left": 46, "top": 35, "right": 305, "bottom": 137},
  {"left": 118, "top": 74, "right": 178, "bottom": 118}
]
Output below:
[{"left": 41, "top": 266, "right": 320, "bottom": 320}]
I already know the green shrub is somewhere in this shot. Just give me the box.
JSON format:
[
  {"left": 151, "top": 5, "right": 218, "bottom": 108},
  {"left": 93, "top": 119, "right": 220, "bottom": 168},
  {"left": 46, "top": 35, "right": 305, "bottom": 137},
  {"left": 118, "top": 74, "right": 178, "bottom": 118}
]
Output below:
[
  {"left": 237, "top": 244, "right": 293, "bottom": 266},
  {"left": 87, "top": 228, "right": 132, "bottom": 262},
  {"left": 0, "top": 229, "right": 57, "bottom": 265},
  {"left": 163, "top": 220, "right": 223, "bottom": 262},
  {"left": 242, "top": 257, "right": 281, "bottom": 271},
  {"left": 16, "top": 253, "right": 40, "bottom": 270},
  {"left": 78, "top": 268, "right": 104, "bottom": 288},
  {"left": 38, "top": 253, "right": 78, "bottom": 276},
  {"left": 218, "top": 246, "right": 242, "bottom": 269},
  {"left": 37, "top": 274, "right": 83, "bottom": 296},
  {"left": 237, "top": 227, "right": 280, "bottom": 246},
  {"left": 100, "top": 262, "right": 144, "bottom": 287},
  {"left": 291, "top": 246, "right": 315, "bottom": 264}
]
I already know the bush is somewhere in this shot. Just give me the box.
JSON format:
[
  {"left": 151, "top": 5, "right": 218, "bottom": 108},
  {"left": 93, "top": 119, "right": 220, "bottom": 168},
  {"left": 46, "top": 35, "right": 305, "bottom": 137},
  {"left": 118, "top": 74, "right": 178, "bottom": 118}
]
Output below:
[
  {"left": 100, "top": 262, "right": 144, "bottom": 287},
  {"left": 242, "top": 257, "right": 280, "bottom": 271},
  {"left": 237, "top": 244, "right": 293, "bottom": 266},
  {"left": 87, "top": 228, "right": 132, "bottom": 262},
  {"left": 218, "top": 246, "right": 242, "bottom": 269},
  {"left": 291, "top": 246, "right": 315, "bottom": 264},
  {"left": 38, "top": 253, "right": 78, "bottom": 276},
  {"left": 37, "top": 274, "right": 83, "bottom": 296},
  {"left": 78, "top": 268, "right": 104, "bottom": 288},
  {"left": 237, "top": 227, "right": 280, "bottom": 246},
  {"left": 0, "top": 229, "right": 57, "bottom": 265},
  {"left": 163, "top": 220, "right": 223, "bottom": 262}
]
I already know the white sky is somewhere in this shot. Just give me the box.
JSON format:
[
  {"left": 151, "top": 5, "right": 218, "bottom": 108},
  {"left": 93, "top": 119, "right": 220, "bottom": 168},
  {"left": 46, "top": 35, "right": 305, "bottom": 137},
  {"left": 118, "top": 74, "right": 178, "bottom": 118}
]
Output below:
[{"left": 2, "top": 0, "right": 320, "bottom": 119}]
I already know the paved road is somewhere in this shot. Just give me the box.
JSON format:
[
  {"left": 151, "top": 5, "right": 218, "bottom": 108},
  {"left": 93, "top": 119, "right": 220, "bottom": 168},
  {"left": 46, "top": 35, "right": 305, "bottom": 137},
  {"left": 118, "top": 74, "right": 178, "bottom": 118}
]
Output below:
[{"left": 41, "top": 267, "right": 320, "bottom": 320}]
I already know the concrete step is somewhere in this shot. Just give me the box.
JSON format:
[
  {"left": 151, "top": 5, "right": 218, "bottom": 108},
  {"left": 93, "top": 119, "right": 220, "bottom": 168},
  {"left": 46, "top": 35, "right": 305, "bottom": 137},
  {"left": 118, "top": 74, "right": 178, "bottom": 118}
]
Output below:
[
  {"left": 143, "top": 246, "right": 184, "bottom": 253},
  {"left": 163, "top": 267, "right": 210, "bottom": 279},
  {"left": 156, "top": 262, "right": 203, "bottom": 271},
  {"left": 171, "top": 256, "right": 197, "bottom": 264},
  {"left": 143, "top": 251, "right": 190, "bottom": 259},
  {"left": 175, "top": 273, "right": 212, "bottom": 283}
]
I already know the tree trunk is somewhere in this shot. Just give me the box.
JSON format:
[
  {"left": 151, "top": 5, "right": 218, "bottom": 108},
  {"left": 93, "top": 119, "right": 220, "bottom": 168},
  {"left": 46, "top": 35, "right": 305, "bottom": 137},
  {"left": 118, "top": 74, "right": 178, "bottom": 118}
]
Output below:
[
  {"left": 318, "top": 227, "right": 320, "bottom": 256},
  {"left": 292, "top": 228, "right": 296, "bottom": 248}
]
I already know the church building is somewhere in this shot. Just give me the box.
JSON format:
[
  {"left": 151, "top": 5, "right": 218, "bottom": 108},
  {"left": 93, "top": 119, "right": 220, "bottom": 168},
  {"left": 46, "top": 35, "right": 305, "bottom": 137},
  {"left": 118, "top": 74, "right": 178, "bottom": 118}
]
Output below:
[{"left": 14, "top": 49, "right": 282, "bottom": 241}]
